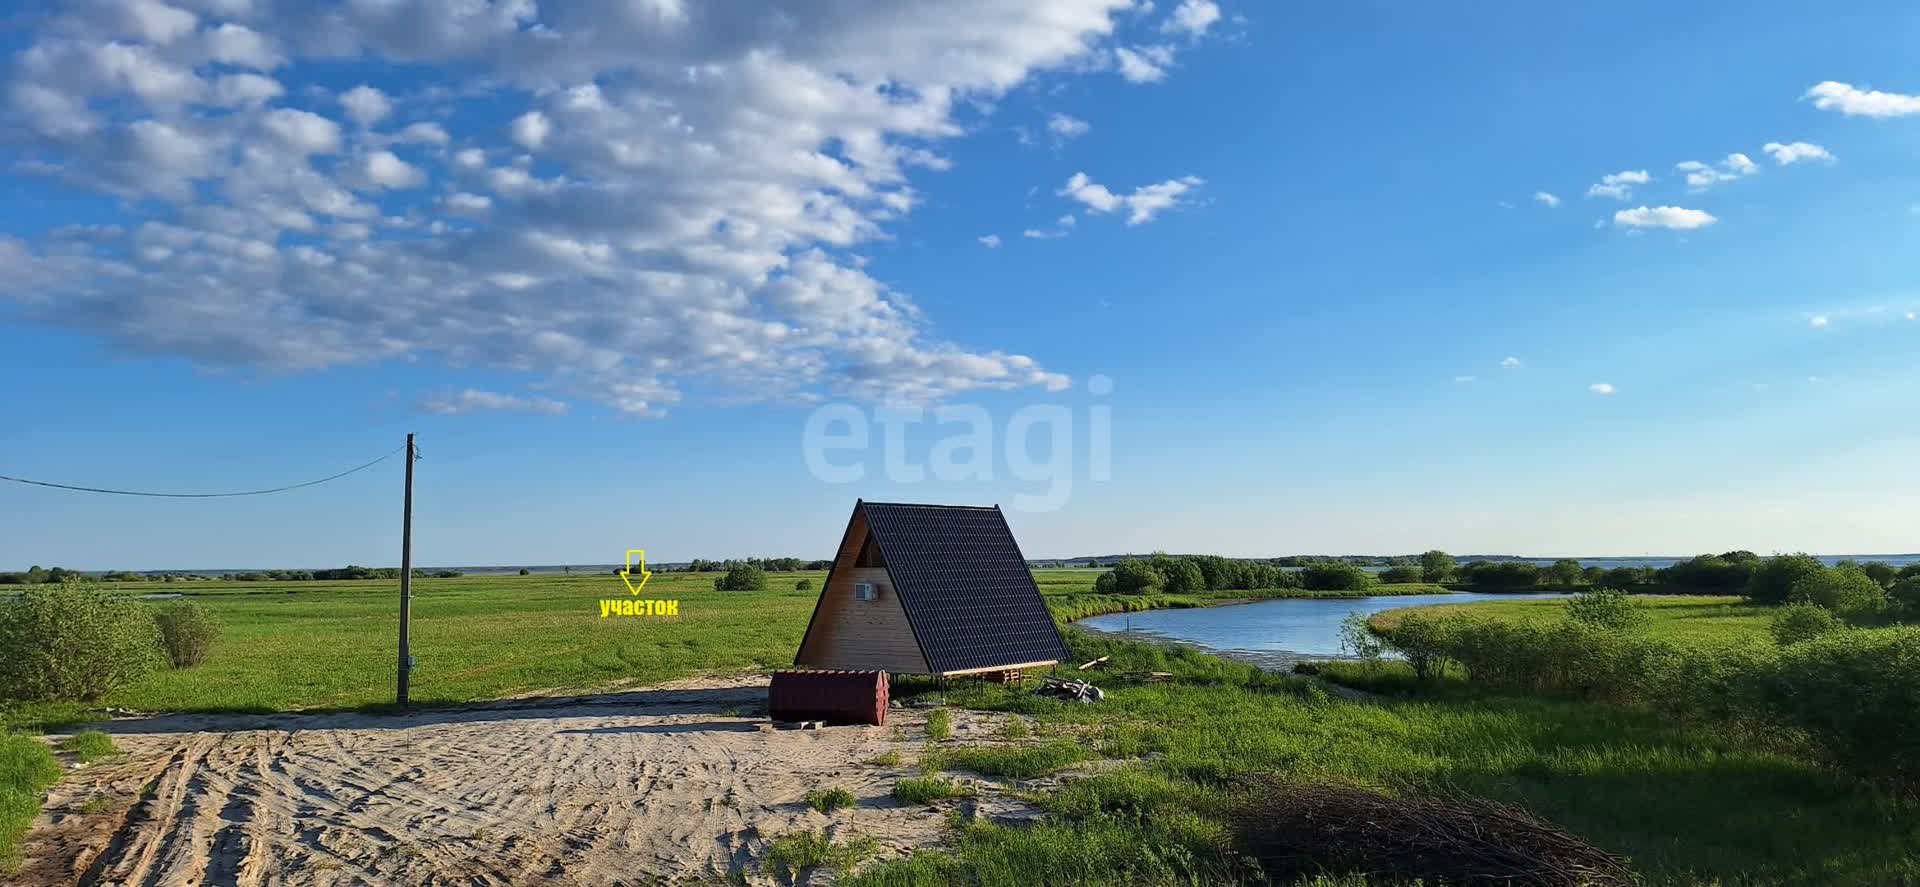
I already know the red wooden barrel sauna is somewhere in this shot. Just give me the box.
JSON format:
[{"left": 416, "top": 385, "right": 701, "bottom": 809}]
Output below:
[{"left": 768, "top": 669, "right": 888, "bottom": 726}]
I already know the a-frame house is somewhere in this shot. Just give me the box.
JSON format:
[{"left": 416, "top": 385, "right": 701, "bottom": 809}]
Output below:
[{"left": 794, "top": 501, "right": 1068, "bottom": 676}]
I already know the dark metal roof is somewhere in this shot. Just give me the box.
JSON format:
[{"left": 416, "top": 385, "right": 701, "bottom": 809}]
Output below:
[{"left": 859, "top": 501, "right": 1068, "bottom": 674}]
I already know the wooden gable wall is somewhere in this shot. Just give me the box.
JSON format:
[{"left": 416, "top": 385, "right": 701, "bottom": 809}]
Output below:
[{"left": 793, "top": 508, "right": 931, "bottom": 674}]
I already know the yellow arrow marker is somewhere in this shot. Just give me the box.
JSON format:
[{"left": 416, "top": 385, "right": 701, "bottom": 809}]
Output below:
[{"left": 620, "top": 549, "right": 653, "bottom": 596}]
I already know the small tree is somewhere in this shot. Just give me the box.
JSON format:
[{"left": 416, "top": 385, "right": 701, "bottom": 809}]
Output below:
[
  {"left": 1746, "top": 554, "right": 1825, "bottom": 605},
  {"left": 1546, "top": 559, "right": 1586, "bottom": 588},
  {"left": 1564, "top": 589, "right": 1646, "bottom": 631},
  {"left": 1107, "top": 559, "right": 1162, "bottom": 594},
  {"left": 795, "top": 578, "right": 814, "bottom": 591},
  {"left": 1790, "top": 565, "right": 1890, "bottom": 621},
  {"left": 1299, "top": 562, "right": 1373, "bottom": 591},
  {"left": 1159, "top": 558, "right": 1206, "bottom": 594},
  {"left": 1420, "top": 550, "right": 1456, "bottom": 583},
  {"left": 1380, "top": 565, "right": 1423, "bottom": 584},
  {"left": 1769, "top": 602, "right": 1842, "bottom": 645},
  {"left": 518, "top": 568, "right": 530, "bottom": 576},
  {"left": 153, "top": 601, "right": 221, "bottom": 669},
  {"left": 0, "top": 580, "right": 163, "bottom": 701},
  {"left": 714, "top": 563, "right": 767, "bottom": 591}
]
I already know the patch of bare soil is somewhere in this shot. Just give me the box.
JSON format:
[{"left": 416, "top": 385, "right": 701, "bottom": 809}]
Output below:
[{"left": 13, "top": 676, "right": 1021, "bottom": 885}]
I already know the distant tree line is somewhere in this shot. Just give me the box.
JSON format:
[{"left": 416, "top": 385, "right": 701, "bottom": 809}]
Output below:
[
  {"left": 1, "top": 566, "right": 463, "bottom": 584},
  {"left": 680, "top": 557, "right": 831, "bottom": 572},
  {"left": 1091, "top": 554, "right": 1380, "bottom": 595}
]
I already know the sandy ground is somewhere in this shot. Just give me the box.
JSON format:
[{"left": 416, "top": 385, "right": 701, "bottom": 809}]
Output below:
[{"left": 13, "top": 675, "right": 1032, "bottom": 886}]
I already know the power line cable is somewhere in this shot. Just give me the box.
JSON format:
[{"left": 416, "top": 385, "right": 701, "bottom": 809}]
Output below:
[{"left": 0, "top": 444, "right": 407, "bottom": 498}]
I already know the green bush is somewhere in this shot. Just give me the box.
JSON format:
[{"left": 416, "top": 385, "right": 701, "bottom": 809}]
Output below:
[
  {"left": 1380, "top": 611, "right": 1453, "bottom": 681},
  {"left": 1459, "top": 561, "right": 1540, "bottom": 588},
  {"left": 57, "top": 730, "right": 118, "bottom": 763},
  {"left": 1770, "top": 602, "right": 1842, "bottom": 645},
  {"left": 1564, "top": 589, "right": 1646, "bottom": 631},
  {"left": 1747, "top": 627, "right": 1920, "bottom": 792},
  {"left": 1893, "top": 577, "right": 1920, "bottom": 618},
  {"left": 805, "top": 786, "right": 857, "bottom": 814},
  {"left": 1746, "top": 553, "right": 1825, "bottom": 605},
  {"left": 1298, "top": 562, "right": 1372, "bottom": 591},
  {"left": 795, "top": 578, "right": 813, "bottom": 591},
  {"left": 1105, "top": 559, "right": 1162, "bottom": 594},
  {"left": 1157, "top": 558, "right": 1206, "bottom": 594},
  {"left": 0, "top": 581, "right": 163, "bottom": 702},
  {"left": 152, "top": 601, "right": 221, "bottom": 669},
  {"left": 1790, "top": 566, "right": 1890, "bottom": 622},
  {"left": 713, "top": 563, "right": 766, "bottom": 591},
  {"left": 1379, "top": 565, "right": 1423, "bottom": 584}
]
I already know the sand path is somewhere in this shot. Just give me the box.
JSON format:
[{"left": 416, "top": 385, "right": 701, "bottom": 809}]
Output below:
[{"left": 14, "top": 676, "right": 1013, "bottom": 885}]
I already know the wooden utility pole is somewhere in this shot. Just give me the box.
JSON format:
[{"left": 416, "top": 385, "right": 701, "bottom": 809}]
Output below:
[{"left": 397, "top": 433, "right": 416, "bottom": 707}]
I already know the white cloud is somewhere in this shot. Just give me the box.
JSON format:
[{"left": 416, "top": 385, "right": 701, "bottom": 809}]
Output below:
[
  {"left": 1059, "top": 171, "right": 1204, "bottom": 225},
  {"left": 1810, "top": 315, "right": 1830, "bottom": 328},
  {"left": 361, "top": 150, "right": 425, "bottom": 189},
  {"left": 1805, "top": 81, "right": 1920, "bottom": 118},
  {"left": 1500, "top": 356, "right": 1522, "bottom": 368},
  {"left": 1533, "top": 191, "right": 1560, "bottom": 208},
  {"left": 1453, "top": 375, "right": 1476, "bottom": 383},
  {"left": 509, "top": 110, "right": 551, "bottom": 150},
  {"left": 338, "top": 84, "right": 392, "bottom": 127},
  {"left": 1586, "top": 169, "right": 1650, "bottom": 200},
  {"left": 1762, "top": 141, "right": 1834, "bottom": 165},
  {"left": 1113, "top": 45, "right": 1172, "bottom": 83},
  {"left": 1046, "top": 112, "right": 1090, "bottom": 141},
  {"left": 419, "top": 389, "right": 569, "bottom": 415},
  {"left": 1022, "top": 227, "right": 1065, "bottom": 240},
  {"left": 260, "top": 108, "right": 341, "bottom": 154},
  {"left": 0, "top": 0, "right": 1166, "bottom": 412},
  {"left": 978, "top": 234, "right": 1002, "bottom": 248},
  {"left": 1160, "top": 0, "right": 1220, "bottom": 37},
  {"left": 1613, "top": 206, "right": 1717, "bottom": 230},
  {"left": 1589, "top": 383, "right": 1616, "bottom": 395},
  {"left": 1675, "top": 153, "right": 1758, "bottom": 189}
]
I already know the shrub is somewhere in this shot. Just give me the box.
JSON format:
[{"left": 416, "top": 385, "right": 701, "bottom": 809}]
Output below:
[
  {"left": 152, "top": 601, "right": 221, "bottom": 669},
  {"left": 893, "top": 776, "right": 969, "bottom": 805},
  {"left": 517, "top": 568, "right": 530, "bottom": 576},
  {"left": 1746, "top": 627, "right": 1920, "bottom": 793},
  {"left": 1593, "top": 567, "right": 1650, "bottom": 591},
  {"left": 1420, "top": 550, "right": 1456, "bottom": 583},
  {"left": 1770, "top": 602, "right": 1842, "bottom": 645},
  {"left": 925, "top": 708, "right": 951, "bottom": 740},
  {"left": 1745, "top": 553, "right": 1825, "bottom": 605},
  {"left": 1158, "top": 558, "right": 1207, "bottom": 594},
  {"left": 1299, "top": 562, "right": 1372, "bottom": 592},
  {"left": 1379, "top": 566, "right": 1423, "bottom": 584},
  {"left": 805, "top": 786, "right": 857, "bottom": 814},
  {"left": 712, "top": 563, "right": 766, "bottom": 591},
  {"left": 57, "top": 730, "right": 118, "bottom": 763},
  {"left": 1790, "top": 565, "right": 1890, "bottom": 622},
  {"left": 795, "top": 578, "right": 813, "bottom": 591},
  {"left": 1564, "top": 589, "right": 1646, "bottom": 631},
  {"left": 1381, "top": 612, "right": 1454, "bottom": 681},
  {"left": 1106, "top": 559, "right": 1162, "bottom": 594},
  {"left": 1892, "top": 577, "right": 1920, "bottom": 618},
  {"left": 0, "top": 581, "right": 163, "bottom": 702},
  {"left": 1459, "top": 562, "right": 1540, "bottom": 588}
]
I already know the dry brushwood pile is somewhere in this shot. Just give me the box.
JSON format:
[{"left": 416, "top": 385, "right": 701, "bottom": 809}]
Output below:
[{"left": 1230, "top": 778, "right": 1636, "bottom": 887}]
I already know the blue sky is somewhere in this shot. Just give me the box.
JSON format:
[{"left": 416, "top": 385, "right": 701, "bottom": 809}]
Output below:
[{"left": 4, "top": 0, "right": 1920, "bottom": 569}]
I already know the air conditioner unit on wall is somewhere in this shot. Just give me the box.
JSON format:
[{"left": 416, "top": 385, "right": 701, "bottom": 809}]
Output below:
[{"left": 854, "top": 582, "right": 877, "bottom": 601}]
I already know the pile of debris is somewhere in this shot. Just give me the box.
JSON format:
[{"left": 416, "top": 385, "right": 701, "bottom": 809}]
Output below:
[
  {"left": 1230, "top": 777, "right": 1636, "bottom": 886},
  {"left": 1035, "top": 675, "right": 1104, "bottom": 703}
]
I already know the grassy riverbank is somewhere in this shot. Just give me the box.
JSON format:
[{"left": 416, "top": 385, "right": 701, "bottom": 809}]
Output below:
[
  {"left": 1366, "top": 594, "right": 1769, "bottom": 646},
  {"left": 848, "top": 626, "right": 1919, "bottom": 885}
]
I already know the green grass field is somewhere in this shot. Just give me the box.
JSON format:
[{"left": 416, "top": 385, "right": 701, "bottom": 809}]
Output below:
[
  {"left": 7, "top": 574, "right": 1914, "bottom": 883},
  {"left": 1368, "top": 594, "right": 1770, "bottom": 646}
]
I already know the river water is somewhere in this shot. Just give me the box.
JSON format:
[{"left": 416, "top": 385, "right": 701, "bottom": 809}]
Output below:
[{"left": 1074, "top": 591, "right": 1575, "bottom": 666}]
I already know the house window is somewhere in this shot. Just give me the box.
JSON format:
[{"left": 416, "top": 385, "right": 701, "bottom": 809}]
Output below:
[{"left": 853, "top": 582, "right": 879, "bottom": 602}]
